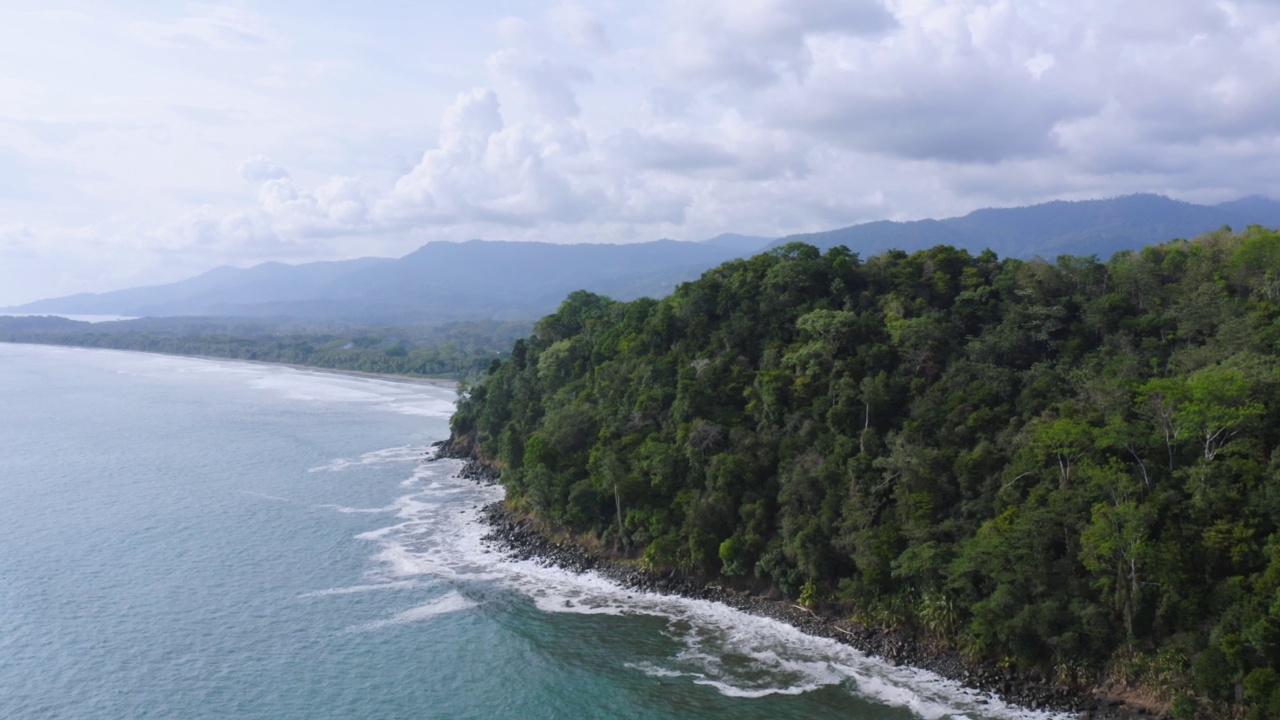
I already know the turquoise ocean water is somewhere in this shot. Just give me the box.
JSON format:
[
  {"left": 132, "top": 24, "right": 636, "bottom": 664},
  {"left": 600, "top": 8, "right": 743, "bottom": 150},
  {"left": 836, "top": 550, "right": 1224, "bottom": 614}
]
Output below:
[{"left": 0, "top": 344, "right": 1064, "bottom": 720}]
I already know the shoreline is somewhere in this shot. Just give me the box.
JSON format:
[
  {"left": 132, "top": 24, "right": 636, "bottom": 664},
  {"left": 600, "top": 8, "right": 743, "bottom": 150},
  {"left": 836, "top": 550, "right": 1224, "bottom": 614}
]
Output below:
[
  {"left": 0, "top": 341, "right": 460, "bottom": 389},
  {"left": 436, "top": 447, "right": 1159, "bottom": 720},
  {"left": 212, "top": 357, "right": 460, "bottom": 388}
]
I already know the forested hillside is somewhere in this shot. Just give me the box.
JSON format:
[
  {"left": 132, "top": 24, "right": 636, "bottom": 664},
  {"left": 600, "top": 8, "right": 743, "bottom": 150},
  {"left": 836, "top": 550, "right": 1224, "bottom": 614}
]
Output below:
[{"left": 453, "top": 226, "right": 1280, "bottom": 717}]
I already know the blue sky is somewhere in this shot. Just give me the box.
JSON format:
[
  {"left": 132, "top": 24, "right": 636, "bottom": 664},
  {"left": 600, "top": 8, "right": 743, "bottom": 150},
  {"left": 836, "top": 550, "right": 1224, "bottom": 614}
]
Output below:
[{"left": 3, "top": 0, "right": 1280, "bottom": 305}]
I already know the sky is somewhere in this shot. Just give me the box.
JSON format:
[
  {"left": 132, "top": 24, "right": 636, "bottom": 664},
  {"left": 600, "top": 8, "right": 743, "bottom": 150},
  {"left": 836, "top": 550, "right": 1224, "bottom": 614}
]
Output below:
[{"left": 2, "top": 0, "right": 1280, "bottom": 306}]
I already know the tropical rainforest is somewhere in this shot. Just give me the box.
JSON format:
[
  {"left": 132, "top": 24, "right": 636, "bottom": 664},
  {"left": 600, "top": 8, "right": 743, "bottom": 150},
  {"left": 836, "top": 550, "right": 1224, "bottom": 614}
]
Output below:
[{"left": 452, "top": 226, "right": 1280, "bottom": 718}]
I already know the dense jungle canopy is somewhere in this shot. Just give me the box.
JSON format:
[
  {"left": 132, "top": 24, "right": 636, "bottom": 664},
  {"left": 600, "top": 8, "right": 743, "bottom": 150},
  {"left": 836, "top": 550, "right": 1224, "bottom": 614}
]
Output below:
[{"left": 453, "top": 225, "right": 1280, "bottom": 717}]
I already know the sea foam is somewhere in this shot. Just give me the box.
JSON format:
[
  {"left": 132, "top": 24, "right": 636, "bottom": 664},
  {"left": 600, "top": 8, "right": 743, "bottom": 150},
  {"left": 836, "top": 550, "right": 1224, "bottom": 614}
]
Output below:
[
  {"left": 298, "top": 580, "right": 425, "bottom": 598},
  {"left": 342, "top": 591, "right": 478, "bottom": 633},
  {"left": 319, "top": 453, "right": 1070, "bottom": 720}
]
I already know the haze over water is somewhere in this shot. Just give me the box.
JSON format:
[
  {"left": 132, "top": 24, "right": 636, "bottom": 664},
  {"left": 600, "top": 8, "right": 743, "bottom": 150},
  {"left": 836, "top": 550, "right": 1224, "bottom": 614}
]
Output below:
[{"left": 0, "top": 344, "right": 1062, "bottom": 719}]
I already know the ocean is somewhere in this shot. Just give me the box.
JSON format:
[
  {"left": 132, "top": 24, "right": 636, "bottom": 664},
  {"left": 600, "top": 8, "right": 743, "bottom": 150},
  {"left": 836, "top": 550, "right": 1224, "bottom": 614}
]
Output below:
[{"left": 0, "top": 344, "right": 1065, "bottom": 719}]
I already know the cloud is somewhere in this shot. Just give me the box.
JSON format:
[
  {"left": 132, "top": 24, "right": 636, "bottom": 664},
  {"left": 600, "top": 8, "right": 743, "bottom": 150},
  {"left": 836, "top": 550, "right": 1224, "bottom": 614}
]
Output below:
[
  {"left": 655, "top": 1, "right": 1093, "bottom": 164},
  {"left": 548, "top": 3, "right": 613, "bottom": 53},
  {"left": 605, "top": 129, "right": 737, "bottom": 172},
  {"left": 216, "top": 84, "right": 692, "bottom": 240},
  {"left": 1024, "top": 53, "right": 1055, "bottom": 80},
  {"left": 441, "top": 87, "right": 504, "bottom": 142},
  {"left": 154, "top": 205, "right": 284, "bottom": 256},
  {"left": 131, "top": 4, "right": 274, "bottom": 49},
  {"left": 604, "top": 113, "right": 810, "bottom": 181},
  {"left": 377, "top": 88, "right": 614, "bottom": 227},
  {"left": 169, "top": 161, "right": 374, "bottom": 257},
  {"left": 0, "top": 224, "right": 39, "bottom": 258},
  {"left": 15, "top": 0, "right": 1280, "bottom": 307},
  {"left": 763, "top": 49, "right": 1092, "bottom": 163},
  {"left": 25, "top": 9, "right": 92, "bottom": 24},
  {"left": 659, "top": 0, "right": 896, "bottom": 88},
  {"left": 255, "top": 60, "right": 349, "bottom": 89},
  {"left": 0, "top": 78, "right": 44, "bottom": 116},
  {"left": 258, "top": 175, "right": 372, "bottom": 231},
  {"left": 130, "top": 0, "right": 1280, "bottom": 258},
  {"left": 170, "top": 105, "right": 236, "bottom": 126},
  {"left": 488, "top": 49, "right": 592, "bottom": 120},
  {"left": 238, "top": 156, "right": 289, "bottom": 183},
  {"left": 634, "top": 0, "right": 1280, "bottom": 180}
]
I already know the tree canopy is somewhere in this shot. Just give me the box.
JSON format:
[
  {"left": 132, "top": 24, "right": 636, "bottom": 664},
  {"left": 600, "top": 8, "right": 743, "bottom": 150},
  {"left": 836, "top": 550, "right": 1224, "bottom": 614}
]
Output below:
[{"left": 454, "top": 226, "right": 1280, "bottom": 718}]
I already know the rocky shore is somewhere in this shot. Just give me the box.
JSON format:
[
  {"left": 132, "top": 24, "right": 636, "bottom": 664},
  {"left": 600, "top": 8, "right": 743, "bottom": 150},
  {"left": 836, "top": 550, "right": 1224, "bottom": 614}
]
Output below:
[{"left": 430, "top": 443, "right": 1161, "bottom": 719}]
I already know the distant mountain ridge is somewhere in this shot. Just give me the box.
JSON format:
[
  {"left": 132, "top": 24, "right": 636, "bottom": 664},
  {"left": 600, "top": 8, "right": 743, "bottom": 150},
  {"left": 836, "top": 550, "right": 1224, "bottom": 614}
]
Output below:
[
  {"left": 698, "top": 233, "right": 775, "bottom": 253},
  {"left": 773, "top": 194, "right": 1280, "bottom": 258},
  {"left": 14, "top": 257, "right": 395, "bottom": 318},
  {"left": 8, "top": 194, "right": 1279, "bottom": 323},
  {"left": 8, "top": 239, "right": 752, "bottom": 323}
]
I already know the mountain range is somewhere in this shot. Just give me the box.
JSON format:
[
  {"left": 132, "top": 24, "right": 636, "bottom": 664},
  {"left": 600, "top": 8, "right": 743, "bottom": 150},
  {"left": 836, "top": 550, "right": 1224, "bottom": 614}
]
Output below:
[
  {"left": 7, "top": 238, "right": 769, "bottom": 324},
  {"left": 7, "top": 194, "right": 1278, "bottom": 324},
  {"left": 774, "top": 193, "right": 1280, "bottom": 258}
]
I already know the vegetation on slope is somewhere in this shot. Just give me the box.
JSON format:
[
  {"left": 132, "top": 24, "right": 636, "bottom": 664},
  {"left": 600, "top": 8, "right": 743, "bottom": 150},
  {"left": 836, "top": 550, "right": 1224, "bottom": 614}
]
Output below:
[{"left": 453, "top": 226, "right": 1280, "bottom": 717}]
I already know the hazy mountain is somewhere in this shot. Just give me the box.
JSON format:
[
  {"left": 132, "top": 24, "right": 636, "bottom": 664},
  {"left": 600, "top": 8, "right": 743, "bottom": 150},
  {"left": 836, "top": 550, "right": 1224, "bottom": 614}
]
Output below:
[
  {"left": 11, "top": 257, "right": 393, "bottom": 317},
  {"left": 6, "top": 240, "right": 740, "bottom": 323},
  {"left": 773, "top": 194, "right": 1280, "bottom": 259},
  {"left": 698, "top": 233, "right": 776, "bottom": 253},
  {"left": 11, "top": 194, "right": 1278, "bottom": 323},
  {"left": 1214, "top": 195, "right": 1280, "bottom": 225},
  {"left": 249, "top": 239, "right": 744, "bottom": 322}
]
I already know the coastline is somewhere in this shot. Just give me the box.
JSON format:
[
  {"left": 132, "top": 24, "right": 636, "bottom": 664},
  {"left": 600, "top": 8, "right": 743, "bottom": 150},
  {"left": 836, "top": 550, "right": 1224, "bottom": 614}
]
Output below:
[
  {"left": 207, "top": 356, "right": 460, "bottom": 388},
  {"left": 0, "top": 341, "right": 460, "bottom": 388},
  {"left": 435, "top": 445, "right": 1161, "bottom": 720}
]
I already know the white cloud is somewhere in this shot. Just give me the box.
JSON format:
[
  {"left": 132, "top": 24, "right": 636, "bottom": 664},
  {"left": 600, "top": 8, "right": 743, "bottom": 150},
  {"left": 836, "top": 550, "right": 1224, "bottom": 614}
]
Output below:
[
  {"left": 377, "top": 88, "right": 613, "bottom": 228},
  {"left": 6, "top": 0, "right": 1280, "bottom": 304},
  {"left": 255, "top": 60, "right": 349, "bottom": 89},
  {"left": 0, "top": 77, "right": 42, "bottom": 107},
  {"left": 488, "top": 49, "right": 592, "bottom": 120},
  {"left": 549, "top": 3, "right": 613, "bottom": 53},
  {"left": 98, "top": 0, "right": 1280, "bottom": 253},
  {"left": 131, "top": 4, "right": 275, "bottom": 49},
  {"left": 153, "top": 205, "right": 283, "bottom": 256},
  {"left": 657, "top": 0, "right": 896, "bottom": 88},
  {"left": 0, "top": 224, "right": 39, "bottom": 259},
  {"left": 238, "top": 156, "right": 289, "bottom": 183},
  {"left": 604, "top": 112, "right": 809, "bottom": 181},
  {"left": 1024, "top": 53, "right": 1055, "bottom": 79}
]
